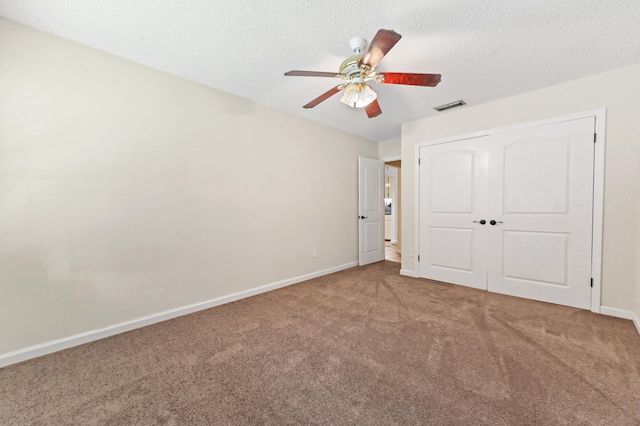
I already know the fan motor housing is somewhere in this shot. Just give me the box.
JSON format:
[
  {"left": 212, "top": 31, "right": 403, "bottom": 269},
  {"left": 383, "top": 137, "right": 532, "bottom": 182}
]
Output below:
[{"left": 340, "top": 54, "right": 363, "bottom": 76}]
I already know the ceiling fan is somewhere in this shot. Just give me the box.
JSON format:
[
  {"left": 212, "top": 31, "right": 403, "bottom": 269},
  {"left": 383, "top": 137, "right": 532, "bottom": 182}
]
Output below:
[{"left": 284, "top": 29, "right": 441, "bottom": 118}]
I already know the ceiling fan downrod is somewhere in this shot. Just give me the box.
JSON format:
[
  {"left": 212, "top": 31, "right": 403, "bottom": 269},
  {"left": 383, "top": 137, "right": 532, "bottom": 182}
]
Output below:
[{"left": 348, "top": 37, "right": 367, "bottom": 55}]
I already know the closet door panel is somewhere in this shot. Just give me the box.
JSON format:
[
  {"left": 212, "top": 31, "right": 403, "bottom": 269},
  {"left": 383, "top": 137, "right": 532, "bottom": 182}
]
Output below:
[
  {"left": 486, "top": 118, "right": 594, "bottom": 309},
  {"left": 418, "top": 138, "right": 489, "bottom": 290}
]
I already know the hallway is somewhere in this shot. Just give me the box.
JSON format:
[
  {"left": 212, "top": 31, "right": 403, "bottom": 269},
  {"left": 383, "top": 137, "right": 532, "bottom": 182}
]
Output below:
[{"left": 385, "top": 241, "right": 401, "bottom": 263}]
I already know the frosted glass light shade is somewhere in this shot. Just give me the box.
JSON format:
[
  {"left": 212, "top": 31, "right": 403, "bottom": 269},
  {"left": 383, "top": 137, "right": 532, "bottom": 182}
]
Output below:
[
  {"left": 358, "top": 84, "right": 377, "bottom": 107},
  {"left": 340, "top": 83, "right": 377, "bottom": 108},
  {"left": 340, "top": 84, "right": 360, "bottom": 107}
]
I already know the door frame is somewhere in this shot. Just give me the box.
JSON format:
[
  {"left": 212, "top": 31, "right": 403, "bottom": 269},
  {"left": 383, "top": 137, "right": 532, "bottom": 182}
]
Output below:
[
  {"left": 414, "top": 109, "right": 606, "bottom": 313},
  {"left": 385, "top": 165, "right": 399, "bottom": 244}
]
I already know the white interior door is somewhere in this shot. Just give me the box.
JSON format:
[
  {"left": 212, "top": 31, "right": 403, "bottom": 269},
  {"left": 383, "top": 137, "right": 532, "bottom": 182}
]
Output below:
[
  {"left": 358, "top": 157, "right": 385, "bottom": 266},
  {"left": 487, "top": 117, "right": 595, "bottom": 309},
  {"left": 419, "top": 137, "right": 489, "bottom": 289}
]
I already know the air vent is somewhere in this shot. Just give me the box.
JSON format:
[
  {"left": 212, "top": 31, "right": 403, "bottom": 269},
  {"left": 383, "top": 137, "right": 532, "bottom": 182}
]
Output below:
[{"left": 434, "top": 100, "right": 466, "bottom": 112}]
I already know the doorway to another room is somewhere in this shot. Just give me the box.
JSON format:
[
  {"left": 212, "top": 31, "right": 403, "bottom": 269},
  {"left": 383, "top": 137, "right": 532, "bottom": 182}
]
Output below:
[
  {"left": 385, "top": 241, "right": 401, "bottom": 263},
  {"left": 385, "top": 161, "right": 401, "bottom": 263}
]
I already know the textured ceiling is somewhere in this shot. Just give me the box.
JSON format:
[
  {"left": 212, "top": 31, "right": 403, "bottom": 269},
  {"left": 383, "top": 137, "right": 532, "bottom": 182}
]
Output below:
[{"left": 1, "top": 0, "right": 639, "bottom": 142}]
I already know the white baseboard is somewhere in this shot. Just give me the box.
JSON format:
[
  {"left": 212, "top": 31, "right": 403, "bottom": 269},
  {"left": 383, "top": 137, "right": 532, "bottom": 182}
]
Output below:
[
  {"left": 0, "top": 261, "right": 358, "bottom": 369},
  {"left": 600, "top": 306, "right": 640, "bottom": 336},
  {"left": 400, "top": 269, "right": 418, "bottom": 278}
]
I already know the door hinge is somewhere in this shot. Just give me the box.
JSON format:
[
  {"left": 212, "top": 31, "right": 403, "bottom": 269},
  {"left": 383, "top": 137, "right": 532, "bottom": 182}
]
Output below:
[
  {"left": 418, "top": 255, "right": 420, "bottom": 262},
  {"left": 590, "top": 278, "right": 593, "bottom": 287},
  {"left": 594, "top": 133, "right": 597, "bottom": 143},
  {"left": 418, "top": 158, "right": 421, "bottom": 165}
]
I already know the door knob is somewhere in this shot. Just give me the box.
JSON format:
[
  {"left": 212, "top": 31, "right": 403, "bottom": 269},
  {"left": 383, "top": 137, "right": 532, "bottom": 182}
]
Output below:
[
  {"left": 473, "top": 220, "right": 486, "bottom": 225},
  {"left": 359, "top": 215, "right": 368, "bottom": 219},
  {"left": 490, "top": 220, "right": 503, "bottom": 225}
]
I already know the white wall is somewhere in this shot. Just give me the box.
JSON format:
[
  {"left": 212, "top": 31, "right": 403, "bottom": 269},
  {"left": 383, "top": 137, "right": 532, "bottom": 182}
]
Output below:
[
  {"left": 401, "top": 63, "right": 640, "bottom": 319},
  {"left": 0, "top": 19, "right": 378, "bottom": 355},
  {"left": 378, "top": 138, "right": 401, "bottom": 160}
]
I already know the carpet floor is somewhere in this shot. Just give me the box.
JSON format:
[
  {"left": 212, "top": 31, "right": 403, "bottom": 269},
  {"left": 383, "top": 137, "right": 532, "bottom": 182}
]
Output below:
[{"left": 1, "top": 261, "right": 639, "bottom": 425}]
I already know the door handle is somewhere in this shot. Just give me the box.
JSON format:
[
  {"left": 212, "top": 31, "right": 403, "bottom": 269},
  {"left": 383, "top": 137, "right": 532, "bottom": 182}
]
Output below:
[
  {"left": 359, "top": 215, "right": 368, "bottom": 219},
  {"left": 473, "top": 220, "right": 486, "bottom": 225},
  {"left": 490, "top": 220, "right": 503, "bottom": 225}
]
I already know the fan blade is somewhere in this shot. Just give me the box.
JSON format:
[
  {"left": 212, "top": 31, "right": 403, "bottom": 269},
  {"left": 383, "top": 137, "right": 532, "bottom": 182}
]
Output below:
[
  {"left": 379, "top": 72, "right": 442, "bottom": 87},
  {"left": 359, "top": 29, "right": 402, "bottom": 69},
  {"left": 365, "top": 99, "right": 382, "bottom": 118},
  {"left": 303, "top": 85, "right": 344, "bottom": 109},
  {"left": 285, "top": 70, "right": 346, "bottom": 78}
]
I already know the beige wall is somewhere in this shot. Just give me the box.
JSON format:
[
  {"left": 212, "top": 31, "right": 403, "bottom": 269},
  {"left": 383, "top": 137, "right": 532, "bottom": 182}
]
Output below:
[
  {"left": 0, "top": 19, "right": 378, "bottom": 355},
  {"left": 378, "top": 138, "right": 401, "bottom": 160},
  {"left": 401, "top": 63, "right": 640, "bottom": 319}
]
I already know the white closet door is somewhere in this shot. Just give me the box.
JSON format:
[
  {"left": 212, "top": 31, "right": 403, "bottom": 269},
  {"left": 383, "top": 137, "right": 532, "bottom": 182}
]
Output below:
[
  {"left": 486, "top": 117, "right": 595, "bottom": 309},
  {"left": 419, "top": 137, "right": 489, "bottom": 289}
]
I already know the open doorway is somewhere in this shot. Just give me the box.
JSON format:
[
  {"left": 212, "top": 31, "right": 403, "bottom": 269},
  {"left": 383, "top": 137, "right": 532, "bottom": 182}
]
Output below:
[{"left": 385, "top": 161, "right": 401, "bottom": 263}]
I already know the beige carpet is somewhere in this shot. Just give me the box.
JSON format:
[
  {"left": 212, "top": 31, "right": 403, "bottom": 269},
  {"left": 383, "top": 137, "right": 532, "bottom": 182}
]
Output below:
[{"left": 1, "top": 261, "right": 639, "bottom": 425}]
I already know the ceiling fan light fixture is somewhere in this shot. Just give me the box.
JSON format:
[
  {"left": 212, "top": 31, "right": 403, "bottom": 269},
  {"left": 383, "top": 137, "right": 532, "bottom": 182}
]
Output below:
[
  {"left": 339, "top": 85, "right": 360, "bottom": 107},
  {"left": 358, "top": 84, "right": 377, "bottom": 107},
  {"left": 339, "top": 83, "right": 377, "bottom": 108}
]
